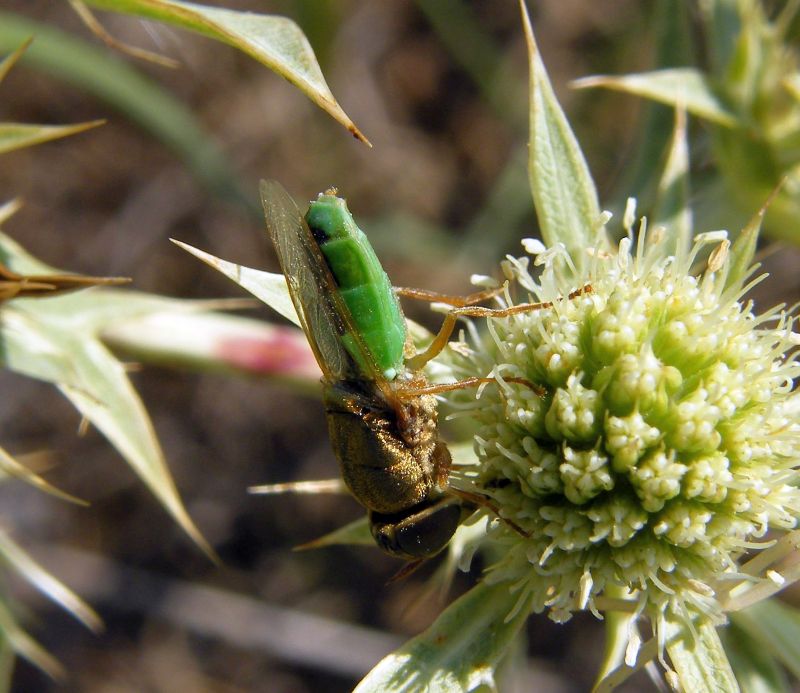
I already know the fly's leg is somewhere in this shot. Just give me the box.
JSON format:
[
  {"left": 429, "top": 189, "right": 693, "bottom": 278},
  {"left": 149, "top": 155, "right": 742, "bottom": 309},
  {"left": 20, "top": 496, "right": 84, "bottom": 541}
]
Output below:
[
  {"left": 405, "top": 283, "right": 592, "bottom": 372},
  {"left": 386, "top": 558, "right": 427, "bottom": 583},
  {"left": 394, "top": 285, "right": 505, "bottom": 307},
  {"left": 410, "top": 376, "right": 545, "bottom": 397},
  {"left": 446, "top": 486, "right": 530, "bottom": 538}
]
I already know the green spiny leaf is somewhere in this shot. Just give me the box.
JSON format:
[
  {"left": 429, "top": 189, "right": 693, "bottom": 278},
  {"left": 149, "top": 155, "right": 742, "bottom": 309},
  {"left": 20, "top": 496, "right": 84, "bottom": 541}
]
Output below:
[
  {"left": 665, "top": 616, "right": 739, "bottom": 693},
  {"left": 0, "top": 531, "right": 101, "bottom": 632},
  {"left": 355, "top": 581, "right": 531, "bottom": 693},
  {"left": 171, "top": 239, "right": 299, "bottom": 327},
  {"left": 651, "top": 107, "right": 691, "bottom": 263},
  {"left": 0, "top": 120, "right": 104, "bottom": 155},
  {"left": 82, "top": 0, "right": 369, "bottom": 144},
  {"left": 0, "top": 231, "right": 213, "bottom": 559},
  {"left": 574, "top": 68, "right": 738, "bottom": 127},
  {"left": 521, "top": 0, "right": 603, "bottom": 277}
]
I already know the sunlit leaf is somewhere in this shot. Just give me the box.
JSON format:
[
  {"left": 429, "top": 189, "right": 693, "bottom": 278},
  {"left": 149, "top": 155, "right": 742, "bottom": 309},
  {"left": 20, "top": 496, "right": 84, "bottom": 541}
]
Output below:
[
  {"left": 0, "top": 120, "right": 105, "bottom": 155},
  {"left": 651, "top": 107, "right": 691, "bottom": 263},
  {"left": 83, "top": 0, "right": 369, "bottom": 144},
  {"left": 665, "top": 616, "right": 738, "bottom": 693},
  {"left": 0, "top": 226, "right": 315, "bottom": 381},
  {"left": 0, "top": 446, "right": 87, "bottom": 505},
  {"left": 521, "top": 0, "right": 603, "bottom": 277},
  {"left": 62, "top": 329, "right": 215, "bottom": 559},
  {"left": 102, "top": 306, "right": 319, "bottom": 384},
  {"left": 171, "top": 239, "right": 299, "bottom": 327},
  {"left": 355, "top": 581, "right": 531, "bottom": 692},
  {"left": 0, "top": 531, "right": 101, "bottom": 632},
  {"left": 1, "top": 301, "right": 214, "bottom": 558},
  {"left": 574, "top": 68, "right": 738, "bottom": 127},
  {"left": 0, "top": 597, "right": 62, "bottom": 680},
  {"left": 0, "top": 232, "right": 213, "bottom": 558}
]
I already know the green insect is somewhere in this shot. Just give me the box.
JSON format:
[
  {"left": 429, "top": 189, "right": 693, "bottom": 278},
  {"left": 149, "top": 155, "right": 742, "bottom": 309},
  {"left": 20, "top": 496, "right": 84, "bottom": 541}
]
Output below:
[
  {"left": 260, "top": 181, "right": 577, "bottom": 563},
  {"left": 261, "top": 180, "right": 497, "bottom": 562}
]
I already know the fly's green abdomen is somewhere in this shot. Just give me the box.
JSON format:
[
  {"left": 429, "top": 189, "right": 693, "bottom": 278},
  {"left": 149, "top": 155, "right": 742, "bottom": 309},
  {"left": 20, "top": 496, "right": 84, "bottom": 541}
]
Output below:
[{"left": 305, "top": 192, "right": 406, "bottom": 378}]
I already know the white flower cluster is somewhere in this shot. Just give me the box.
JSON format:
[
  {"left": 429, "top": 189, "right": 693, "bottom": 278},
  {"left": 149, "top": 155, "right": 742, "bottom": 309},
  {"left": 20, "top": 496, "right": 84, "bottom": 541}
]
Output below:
[{"left": 446, "top": 225, "right": 800, "bottom": 629}]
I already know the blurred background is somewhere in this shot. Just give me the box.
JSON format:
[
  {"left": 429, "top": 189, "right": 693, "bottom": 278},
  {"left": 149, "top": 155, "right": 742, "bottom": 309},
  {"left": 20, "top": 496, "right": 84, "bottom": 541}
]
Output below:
[{"left": 0, "top": 1, "right": 797, "bottom": 691}]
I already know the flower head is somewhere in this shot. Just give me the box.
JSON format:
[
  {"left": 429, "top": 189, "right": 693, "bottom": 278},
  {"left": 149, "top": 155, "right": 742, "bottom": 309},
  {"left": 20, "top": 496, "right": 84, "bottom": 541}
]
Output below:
[{"left": 444, "top": 213, "right": 800, "bottom": 640}]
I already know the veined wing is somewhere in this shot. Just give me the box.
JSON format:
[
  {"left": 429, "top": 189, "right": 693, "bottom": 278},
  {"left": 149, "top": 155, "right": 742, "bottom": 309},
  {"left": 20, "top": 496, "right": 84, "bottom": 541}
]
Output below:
[{"left": 260, "top": 180, "right": 388, "bottom": 387}]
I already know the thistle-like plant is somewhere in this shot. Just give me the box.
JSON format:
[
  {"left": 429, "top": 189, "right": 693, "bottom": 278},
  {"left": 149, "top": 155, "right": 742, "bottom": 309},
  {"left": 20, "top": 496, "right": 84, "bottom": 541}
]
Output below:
[{"left": 189, "top": 3, "right": 800, "bottom": 690}]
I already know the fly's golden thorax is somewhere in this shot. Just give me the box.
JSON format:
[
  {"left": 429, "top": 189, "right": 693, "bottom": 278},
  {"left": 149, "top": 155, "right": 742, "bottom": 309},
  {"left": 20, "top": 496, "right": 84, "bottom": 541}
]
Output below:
[
  {"left": 322, "top": 382, "right": 450, "bottom": 515},
  {"left": 395, "top": 389, "right": 439, "bottom": 448}
]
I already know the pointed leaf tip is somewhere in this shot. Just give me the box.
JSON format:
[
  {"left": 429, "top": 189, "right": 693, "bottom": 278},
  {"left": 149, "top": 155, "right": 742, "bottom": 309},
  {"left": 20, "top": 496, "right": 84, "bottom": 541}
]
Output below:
[
  {"left": 172, "top": 238, "right": 299, "bottom": 328},
  {"left": 0, "top": 120, "right": 105, "bottom": 155},
  {"left": 81, "top": 0, "right": 370, "bottom": 145},
  {"left": 0, "top": 36, "right": 34, "bottom": 84}
]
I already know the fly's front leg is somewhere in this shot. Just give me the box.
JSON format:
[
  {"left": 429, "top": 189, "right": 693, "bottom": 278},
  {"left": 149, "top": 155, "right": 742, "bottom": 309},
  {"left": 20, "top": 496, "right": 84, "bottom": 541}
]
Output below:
[{"left": 405, "top": 283, "right": 593, "bottom": 372}]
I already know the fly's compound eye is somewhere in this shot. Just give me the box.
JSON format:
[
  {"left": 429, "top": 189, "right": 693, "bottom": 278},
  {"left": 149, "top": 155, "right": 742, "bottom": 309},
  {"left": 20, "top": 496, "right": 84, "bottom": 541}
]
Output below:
[{"left": 370, "top": 497, "right": 463, "bottom": 560}]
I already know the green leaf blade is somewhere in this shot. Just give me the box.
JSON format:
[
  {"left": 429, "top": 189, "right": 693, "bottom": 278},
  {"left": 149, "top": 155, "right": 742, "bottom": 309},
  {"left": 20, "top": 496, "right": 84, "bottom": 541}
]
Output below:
[
  {"left": 82, "top": 0, "right": 369, "bottom": 144},
  {"left": 0, "top": 120, "right": 104, "bottom": 155},
  {"left": 651, "top": 107, "right": 692, "bottom": 262},
  {"left": 0, "top": 227, "right": 213, "bottom": 558},
  {"left": 355, "top": 581, "right": 530, "bottom": 693},
  {"left": 171, "top": 239, "right": 300, "bottom": 327},
  {"left": 574, "top": 68, "right": 738, "bottom": 127},
  {"left": 521, "top": 1, "right": 602, "bottom": 276},
  {"left": 665, "top": 617, "right": 739, "bottom": 693},
  {"left": 55, "top": 333, "right": 216, "bottom": 560}
]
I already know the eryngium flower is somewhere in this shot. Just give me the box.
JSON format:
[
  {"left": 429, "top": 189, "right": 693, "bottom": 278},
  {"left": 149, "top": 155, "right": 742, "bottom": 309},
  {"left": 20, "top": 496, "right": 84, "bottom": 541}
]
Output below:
[{"left": 446, "top": 220, "right": 800, "bottom": 633}]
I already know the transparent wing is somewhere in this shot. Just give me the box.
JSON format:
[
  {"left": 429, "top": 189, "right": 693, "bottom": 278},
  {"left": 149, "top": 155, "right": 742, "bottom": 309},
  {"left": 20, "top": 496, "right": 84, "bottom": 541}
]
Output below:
[{"left": 260, "top": 180, "right": 387, "bottom": 386}]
